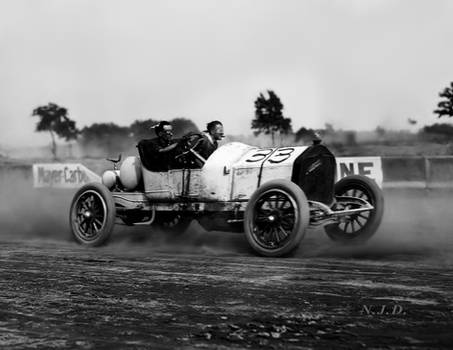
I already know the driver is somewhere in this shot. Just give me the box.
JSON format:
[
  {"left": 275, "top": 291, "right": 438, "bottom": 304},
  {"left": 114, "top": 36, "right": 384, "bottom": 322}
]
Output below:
[{"left": 138, "top": 121, "right": 179, "bottom": 171}]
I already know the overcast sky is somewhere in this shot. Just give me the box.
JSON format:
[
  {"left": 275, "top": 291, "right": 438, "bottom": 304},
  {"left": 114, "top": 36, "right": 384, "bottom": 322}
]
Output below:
[{"left": 1, "top": 0, "right": 453, "bottom": 147}]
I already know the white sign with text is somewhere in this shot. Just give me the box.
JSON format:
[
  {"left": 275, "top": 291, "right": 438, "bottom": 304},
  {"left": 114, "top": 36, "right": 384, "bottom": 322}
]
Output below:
[
  {"left": 336, "top": 157, "right": 383, "bottom": 187},
  {"left": 33, "top": 163, "right": 101, "bottom": 188}
]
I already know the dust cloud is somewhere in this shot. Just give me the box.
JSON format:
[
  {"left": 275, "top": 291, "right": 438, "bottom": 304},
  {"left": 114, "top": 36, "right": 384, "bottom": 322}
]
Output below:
[
  {"left": 0, "top": 165, "right": 248, "bottom": 256},
  {"left": 299, "top": 189, "right": 453, "bottom": 267},
  {"left": 1, "top": 165, "right": 453, "bottom": 266},
  {"left": 0, "top": 168, "right": 72, "bottom": 242}
]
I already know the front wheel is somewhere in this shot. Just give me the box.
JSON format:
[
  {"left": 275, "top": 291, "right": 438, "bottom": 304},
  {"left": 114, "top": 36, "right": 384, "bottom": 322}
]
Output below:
[
  {"left": 69, "top": 182, "right": 116, "bottom": 246},
  {"left": 244, "top": 180, "right": 310, "bottom": 257},
  {"left": 324, "top": 175, "right": 384, "bottom": 243}
]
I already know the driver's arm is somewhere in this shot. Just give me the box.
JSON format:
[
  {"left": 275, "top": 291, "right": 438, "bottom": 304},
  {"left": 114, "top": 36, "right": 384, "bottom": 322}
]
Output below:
[{"left": 158, "top": 142, "right": 178, "bottom": 153}]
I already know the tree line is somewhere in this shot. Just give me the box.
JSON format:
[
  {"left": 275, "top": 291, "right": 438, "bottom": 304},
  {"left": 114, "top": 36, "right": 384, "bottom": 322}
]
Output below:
[
  {"left": 32, "top": 82, "right": 453, "bottom": 159},
  {"left": 31, "top": 105, "right": 199, "bottom": 158}
]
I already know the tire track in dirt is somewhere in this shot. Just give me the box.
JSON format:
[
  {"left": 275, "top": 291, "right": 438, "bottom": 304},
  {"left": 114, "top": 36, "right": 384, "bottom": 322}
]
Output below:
[{"left": 0, "top": 241, "right": 452, "bottom": 349}]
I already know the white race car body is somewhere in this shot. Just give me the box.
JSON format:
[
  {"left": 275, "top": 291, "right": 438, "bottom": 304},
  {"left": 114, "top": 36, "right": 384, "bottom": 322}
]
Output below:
[{"left": 143, "top": 142, "right": 309, "bottom": 202}]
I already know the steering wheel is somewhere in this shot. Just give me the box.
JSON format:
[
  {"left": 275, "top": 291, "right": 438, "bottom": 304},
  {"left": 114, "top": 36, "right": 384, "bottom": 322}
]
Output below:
[
  {"left": 174, "top": 132, "right": 206, "bottom": 167},
  {"left": 179, "top": 132, "right": 203, "bottom": 151}
]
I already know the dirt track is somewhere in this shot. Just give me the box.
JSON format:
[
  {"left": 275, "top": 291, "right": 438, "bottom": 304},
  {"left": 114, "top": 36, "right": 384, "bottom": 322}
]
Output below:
[{"left": 1, "top": 188, "right": 453, "bottom": 349}]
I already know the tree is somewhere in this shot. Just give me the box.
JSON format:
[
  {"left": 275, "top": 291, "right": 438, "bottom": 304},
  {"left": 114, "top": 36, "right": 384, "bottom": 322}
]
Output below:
[
  {"left": 171, "top": 117, "right": 199, "bottom": 138},
  {"left": 129, "top": 119, "right": 159, "bottom": 142},
  {"left": 129, "top": 117, "right": 200, "bottom": 141},
  {"left": 251, "top": 90, "right": 292, "bottom": 145},
  {"left": 419, "top": 123, "right": 453, "bottom": 143},
  {"left": 295, "top": 127, "right": 317, "bottom": 143},
  {"left": 32, "top": 102, "right": 79, "bottom": 159},
  {"left": 375, "top": 126, "right": 387, "bottom": 139},
  {"left": 423, "top": 123, "right": 453, "bottom": 136},
  {"left": 344, "top": 131, "right": 357, "bottom": 146},
  {"left": 79, "top": 123, "right": 131, "bottom": 156},
  {"left": 434, "top": 82, "right": 453, "bottom": 118}
]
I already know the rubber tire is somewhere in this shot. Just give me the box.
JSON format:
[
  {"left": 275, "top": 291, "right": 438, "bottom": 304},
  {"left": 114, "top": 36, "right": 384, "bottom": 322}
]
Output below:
[
  {"left": 324, "top": 175, "right": 384, "bottom": 243},
  {"left": 69, "top": 182, "right": 116, "bottom": 246},
  {"left": 244, "top": 179, "right": 310, "bottom": 257}
]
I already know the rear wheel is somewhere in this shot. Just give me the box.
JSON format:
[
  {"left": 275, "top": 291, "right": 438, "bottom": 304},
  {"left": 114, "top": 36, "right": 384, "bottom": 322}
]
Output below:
[
  {"left": 325, "top": 175, "right": 384, "bottom": 243},
  {"left": 69, "top": 183, "right": 116, "bottom": 246},
  {"left": 244, "top": 180, "right": 309, "bottom": 257}
]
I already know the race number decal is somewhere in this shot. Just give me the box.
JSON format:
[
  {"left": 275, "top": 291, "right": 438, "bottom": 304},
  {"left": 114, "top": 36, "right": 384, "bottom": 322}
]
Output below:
[
  {"left": 245, "top": 147, "right": 296, "bottom": 164},
  {"left": 336, "top": 157, "right": 383, "bottom": 187},
  {"left": 245, "top": 148, "right": 273, "bottom": 163},
  {"left": 268, "top": 147, "right": 295, "bottom": 164},
  {"left": 33, "top": 163, "right": 101, "bottom": 188}
]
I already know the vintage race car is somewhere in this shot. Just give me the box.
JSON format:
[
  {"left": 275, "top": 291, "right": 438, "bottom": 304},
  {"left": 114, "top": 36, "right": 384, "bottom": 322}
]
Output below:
[{"left": 69, "top": 134, "right": 384, "bottom": 257}]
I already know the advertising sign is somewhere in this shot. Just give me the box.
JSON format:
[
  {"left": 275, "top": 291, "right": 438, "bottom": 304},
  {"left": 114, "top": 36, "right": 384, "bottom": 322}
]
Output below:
[
  {"left": 336, "top": 157, "right": 383, "bottom": 187},
  {"left": 33, "top": 163, "right": 101, "bottom": 188}
]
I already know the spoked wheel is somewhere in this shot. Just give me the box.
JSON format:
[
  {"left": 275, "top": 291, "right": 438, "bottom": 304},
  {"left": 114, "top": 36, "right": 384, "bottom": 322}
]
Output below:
[
  {"left": 325, "top": 175, "right": 384, "bottom": 243},
  {"left": 244, "top": 180, "right": 309, "bottom": 257},
  {"left": 69, "top": 183, "right": 116, "bottom": 246}
]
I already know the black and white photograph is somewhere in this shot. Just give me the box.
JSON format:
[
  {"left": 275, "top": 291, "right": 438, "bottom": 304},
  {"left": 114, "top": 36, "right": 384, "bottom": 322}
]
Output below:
[{"left": 0, "top": 0, "right": 452, "bottom": 349}]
